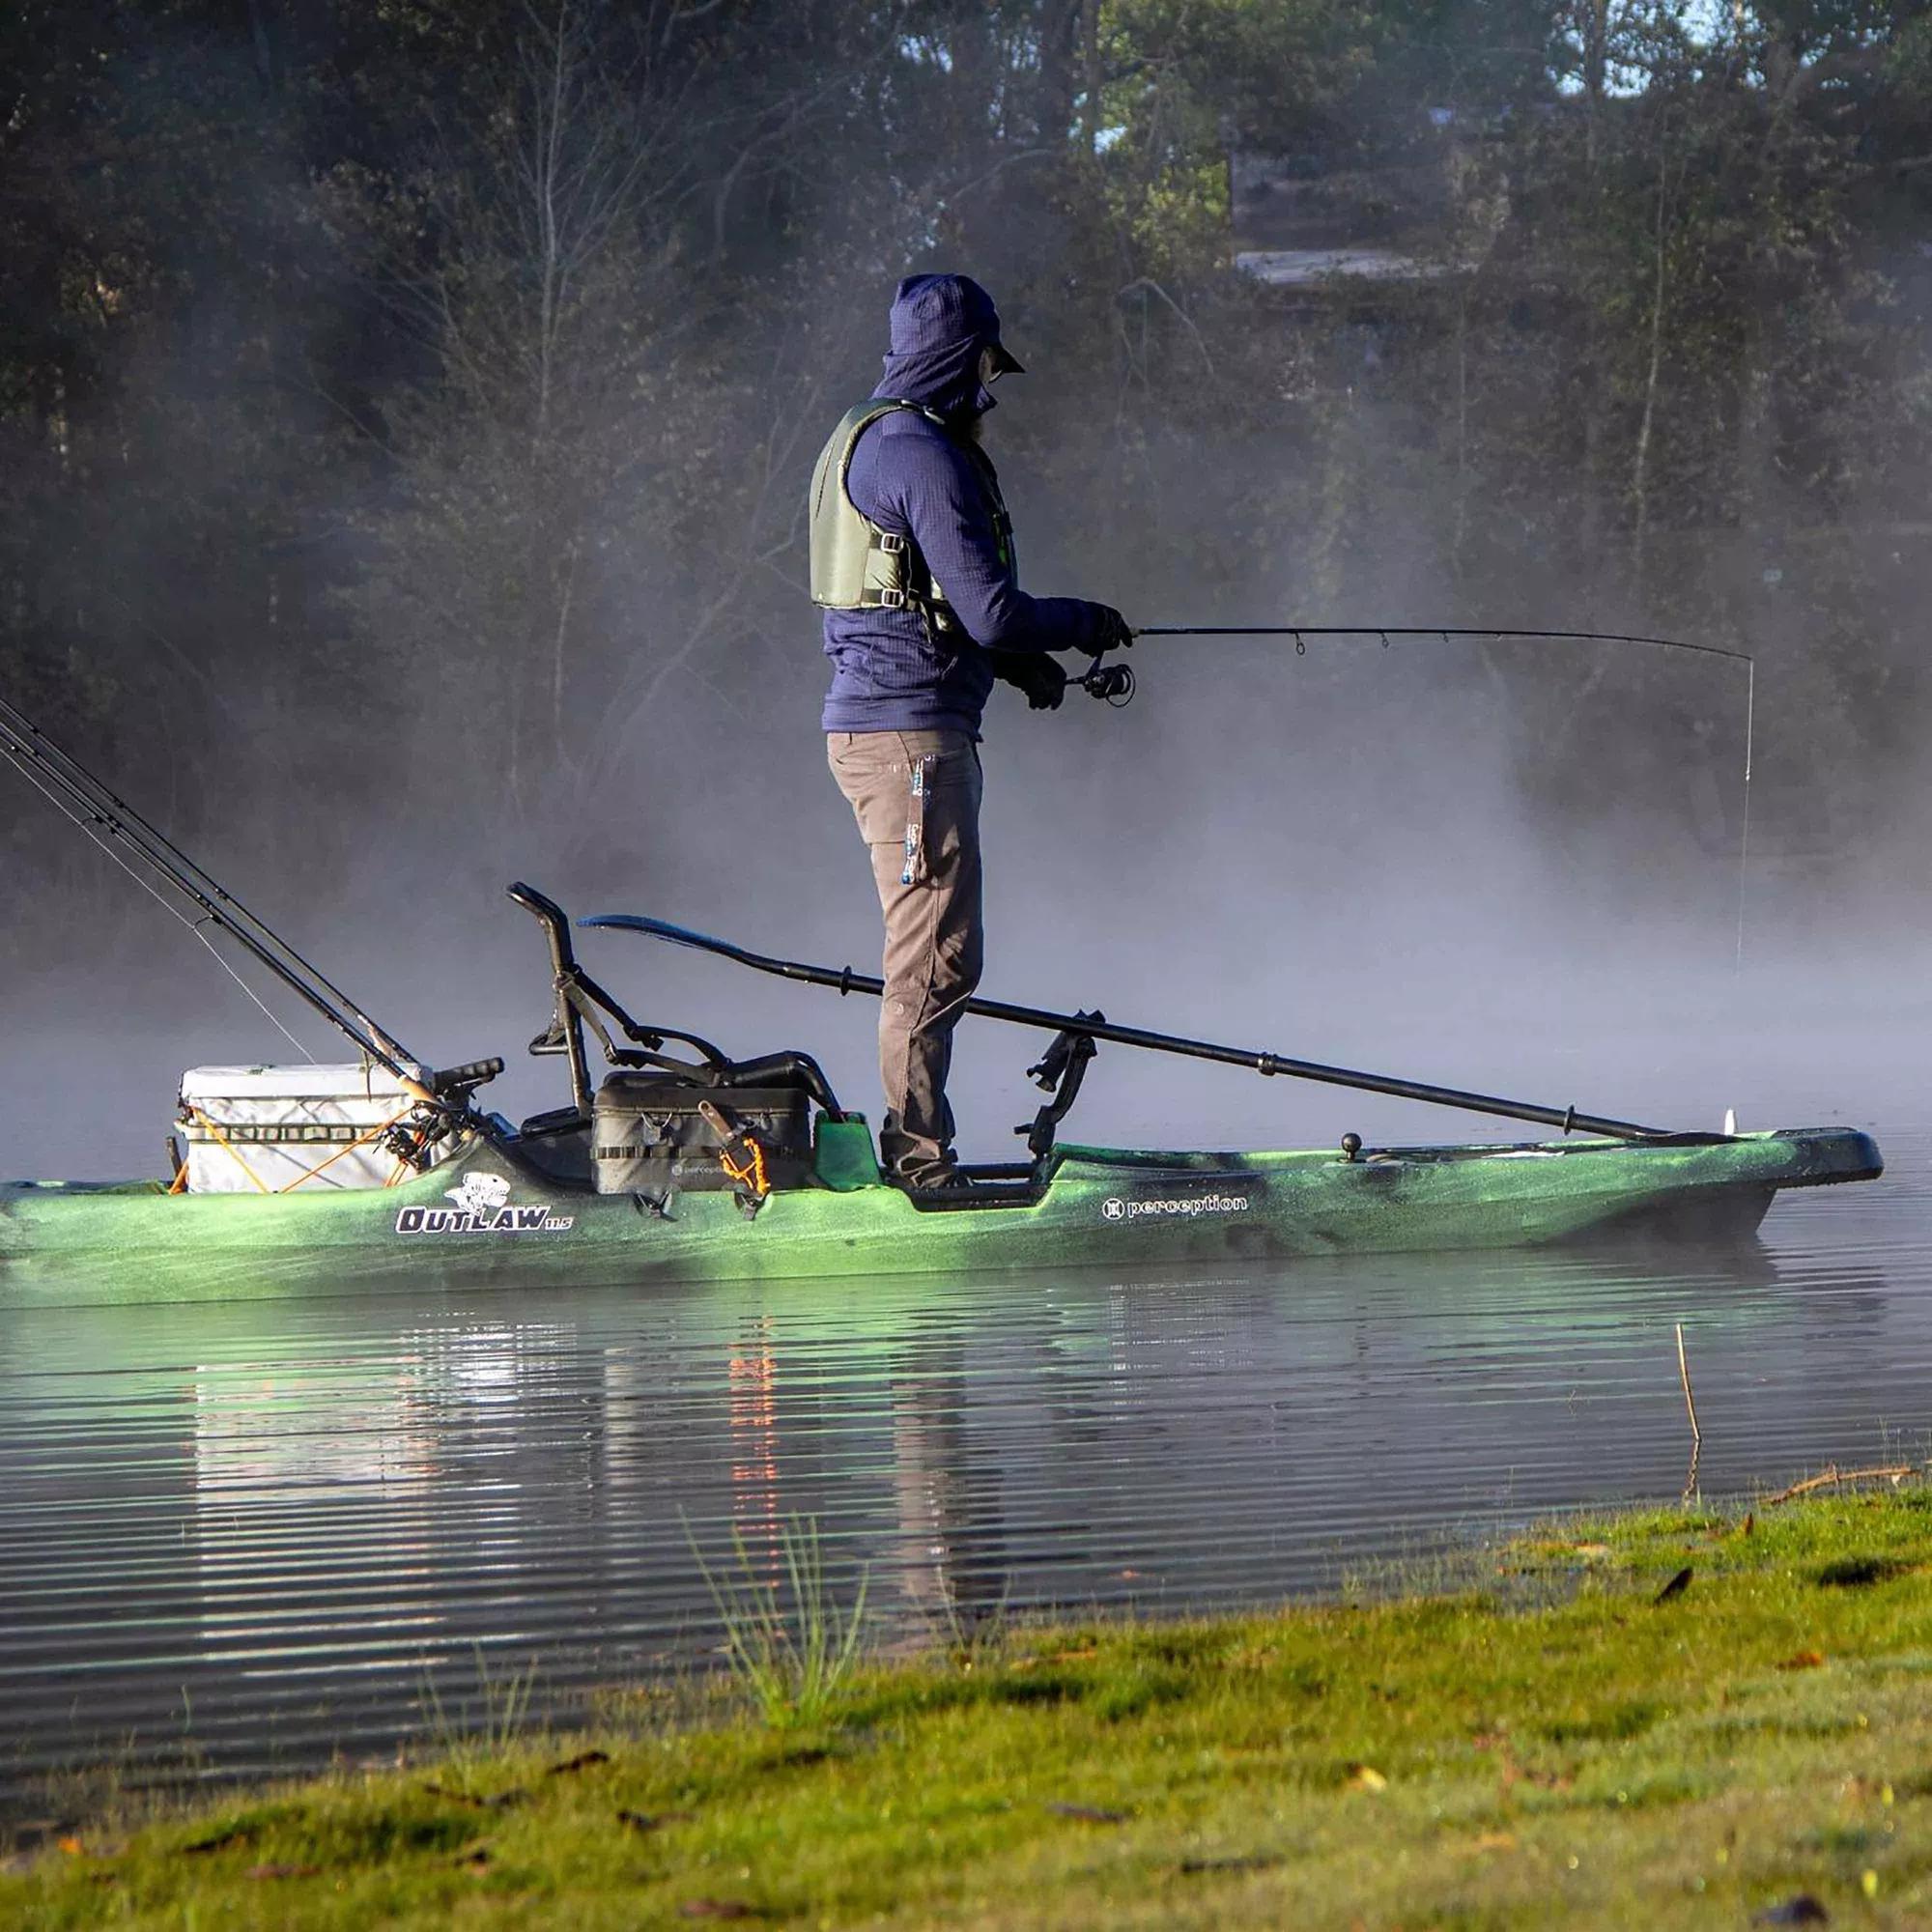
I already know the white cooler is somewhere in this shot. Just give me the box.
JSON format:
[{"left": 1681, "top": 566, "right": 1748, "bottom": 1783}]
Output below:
[{"left": 179, "top": 1063, "right": 440, "bottom": 1193}]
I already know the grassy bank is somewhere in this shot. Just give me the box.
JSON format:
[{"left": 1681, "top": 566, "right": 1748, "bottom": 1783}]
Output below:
[{"left": 8, "top": 1486, "right": 1932, "bottom": 1928}]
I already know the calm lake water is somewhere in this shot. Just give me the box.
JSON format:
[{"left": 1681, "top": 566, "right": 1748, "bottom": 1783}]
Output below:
[{"left": 3, "top": 1127, "right": 1926, "bottom": 1822}]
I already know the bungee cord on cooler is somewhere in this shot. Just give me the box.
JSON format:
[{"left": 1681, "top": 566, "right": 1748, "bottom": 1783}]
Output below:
[{"left": 1118, "top": 625, "right": 1756, "bottom": 974}]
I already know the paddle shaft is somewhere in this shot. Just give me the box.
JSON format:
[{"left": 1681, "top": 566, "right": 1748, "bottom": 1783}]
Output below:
[{"left": 585, "top": 918, "right": 1661, "bottom": 1140}]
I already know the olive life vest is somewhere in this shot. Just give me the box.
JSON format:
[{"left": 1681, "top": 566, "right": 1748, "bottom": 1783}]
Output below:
[{"left": 808, "top": 399, "right": 1014, "bottom": 635}]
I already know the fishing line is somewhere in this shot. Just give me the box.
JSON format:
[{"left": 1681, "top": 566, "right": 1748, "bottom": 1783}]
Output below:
[
  {"left": 4, "top": 746, "right": 320, "bottom": 1061},
  {"left": 1130, "top": 625, "right": 1756, "bottom": 974},
  {"left": 0, "top": 694, "right": 402, "bottom": 1050},
  {"left": 188, "top": 923, "right": 318, "bottom": 1063},
  {"left": 0, "top": 693, "right": 428, "bottom": 1080},
  {"left": 1735, "top": 659, "right": 1753, "bottom": 977}
]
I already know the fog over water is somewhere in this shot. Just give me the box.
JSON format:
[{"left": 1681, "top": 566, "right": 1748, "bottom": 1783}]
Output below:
[
  {"left": 0, "top": 616, "right": 1909, "bottom": 1182},
  {"left": 0, "top": 774, "right": 1908, "bottom": 1179}
]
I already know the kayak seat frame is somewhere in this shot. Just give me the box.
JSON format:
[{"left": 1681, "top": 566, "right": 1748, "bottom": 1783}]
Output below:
[{"left": 508, "top": 883, "right": 845, "bottom": 1151}]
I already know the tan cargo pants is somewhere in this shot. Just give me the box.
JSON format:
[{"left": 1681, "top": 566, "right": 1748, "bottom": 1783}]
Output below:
[{"left": 827, "top": 729, "right": 984, "bottom": 1183}]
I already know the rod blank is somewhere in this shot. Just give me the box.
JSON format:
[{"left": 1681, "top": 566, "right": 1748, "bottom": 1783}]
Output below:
[{"left": 1129, "top": 624, "right": 1753, "bottom": 667}]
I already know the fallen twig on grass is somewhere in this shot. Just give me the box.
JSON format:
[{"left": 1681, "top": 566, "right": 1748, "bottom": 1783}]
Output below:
[{"left": 1765, "top": 1463, "right": 1919, "bottom": 1506}]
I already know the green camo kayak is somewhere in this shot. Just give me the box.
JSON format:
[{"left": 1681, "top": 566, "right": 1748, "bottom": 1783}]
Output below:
[{"left": 0, "top": 1118, "right": 1883, "bottom": 1307}]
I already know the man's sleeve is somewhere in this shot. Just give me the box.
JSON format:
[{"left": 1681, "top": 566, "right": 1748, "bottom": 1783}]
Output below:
[{"left": 886, "top": 435, "right": 1102, "bottom": 656}]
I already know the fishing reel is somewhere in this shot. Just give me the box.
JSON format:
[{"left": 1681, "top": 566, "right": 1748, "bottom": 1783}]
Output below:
[{"left": 1078, "top": 659, "right": 1135, "bottom": 706}]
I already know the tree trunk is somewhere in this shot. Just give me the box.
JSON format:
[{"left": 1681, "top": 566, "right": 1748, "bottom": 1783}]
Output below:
[
  {"left": 1080, "top": 0, "right": 1102, "bottom": 155},
  {"left": 1630, "top": 141, "right": 1671, "bottom": 596},
  {"left": 1033, "top": 0, "right": 1084, "bottom": 147},
  {"left": 1581, "top": 0, "right": 1607, "bottom": 164}
]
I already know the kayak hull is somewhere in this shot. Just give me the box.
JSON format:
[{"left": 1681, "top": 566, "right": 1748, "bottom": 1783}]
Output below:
[{"left": 0, "top": 1124, "right": 1883, "bottom": 1307}]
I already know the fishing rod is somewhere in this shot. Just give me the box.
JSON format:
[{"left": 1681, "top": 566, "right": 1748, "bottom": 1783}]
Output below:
[
  {"left": 1128, "top": 624, "right": 1751, "bottom": 668},
  {"left": 0, "top": 692, "right": 434, "bottom": 1093},
  {"left": 582, "top": 912, "right": 1665, "bottom": 1141},
  {"left": 1111, "top": 624, "right": 1756, "bottom": 974}
]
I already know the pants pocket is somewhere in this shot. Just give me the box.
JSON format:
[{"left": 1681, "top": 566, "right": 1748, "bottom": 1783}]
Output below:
[{"left": 830, "top": 735, "right": 977, "bottom": 862}]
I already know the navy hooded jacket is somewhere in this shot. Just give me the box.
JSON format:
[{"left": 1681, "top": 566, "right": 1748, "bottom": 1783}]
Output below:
[{"left": 820, "top": 276, "right": 1110, "bottom": 737}]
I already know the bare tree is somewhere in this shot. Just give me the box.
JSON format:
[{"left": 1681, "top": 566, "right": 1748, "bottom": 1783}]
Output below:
[{"left": 347, "top": 1, "right": 699, "bottom": 821}]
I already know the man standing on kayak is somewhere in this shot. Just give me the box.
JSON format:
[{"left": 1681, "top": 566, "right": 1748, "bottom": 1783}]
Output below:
[{"left": 810, "top": 272, "right": 1130, "bottom": 1193}]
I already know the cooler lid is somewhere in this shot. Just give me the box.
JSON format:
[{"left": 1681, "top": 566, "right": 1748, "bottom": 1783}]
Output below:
[{"left": 180, "top": 1063, "right": 426, "bottom": 1102}]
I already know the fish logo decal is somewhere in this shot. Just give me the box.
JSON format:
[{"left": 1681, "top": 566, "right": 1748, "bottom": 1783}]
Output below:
[
  {"left": 446, "top": 1173, "right": 511, "bottom": 1216},
  {"left": 395, "top": 1170, "right": 574, "bottom": 1236}
]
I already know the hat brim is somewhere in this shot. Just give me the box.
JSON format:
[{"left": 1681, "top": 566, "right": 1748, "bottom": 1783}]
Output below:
[{"left": 986, "top": 340, "right": 1025, "bottom": 377}]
